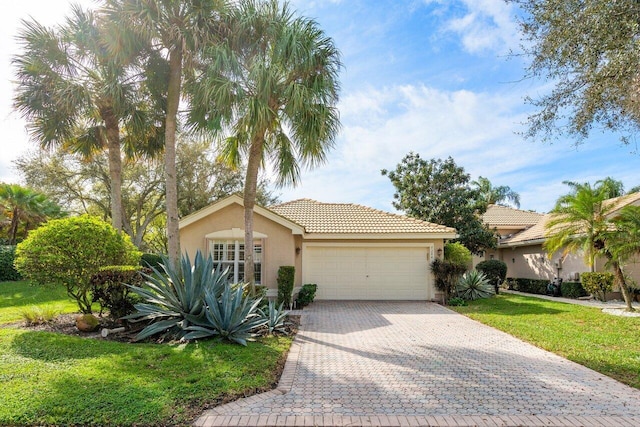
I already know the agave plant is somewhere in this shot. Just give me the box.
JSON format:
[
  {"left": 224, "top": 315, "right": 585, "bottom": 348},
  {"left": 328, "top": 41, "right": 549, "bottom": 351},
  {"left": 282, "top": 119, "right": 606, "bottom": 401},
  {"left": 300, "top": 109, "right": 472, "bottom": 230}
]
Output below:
[
  {"left": 124, "top": 250, "right": 230, "bottom": 341},
  {"left": 258, "top": 301, "right": 288, "bottom": 335},
  {"left": 456, "top": 270, "right": 495, "bottom": 301},
  {"left": 184, "top": 283, "right": 266, "bottom": 346}
]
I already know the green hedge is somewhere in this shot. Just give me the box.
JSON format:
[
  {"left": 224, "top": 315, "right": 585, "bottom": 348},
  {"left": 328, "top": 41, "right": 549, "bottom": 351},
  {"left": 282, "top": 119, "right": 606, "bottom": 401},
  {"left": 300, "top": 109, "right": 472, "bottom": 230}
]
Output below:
[
  {"left": 0, "top": 246, "right": 21, "bottom": 281},
  {"left": 476, "top": 260, "right": 507, "bottom": 290},
  {"left": 140, "top": 253, "right": 164, "bottom": 269},
  {"left": 277, "top": 266, "right": 295, "bottom": 307},
  {"left": 560, "top": 281, "right": 588, "bottom": 298},
  {"left": 507, "top": 278, "right": 548, "bottom": 295}
]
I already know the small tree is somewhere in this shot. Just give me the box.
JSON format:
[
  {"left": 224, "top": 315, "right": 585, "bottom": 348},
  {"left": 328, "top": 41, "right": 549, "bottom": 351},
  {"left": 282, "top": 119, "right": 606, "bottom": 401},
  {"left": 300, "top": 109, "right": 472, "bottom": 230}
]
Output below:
[
  {"left": 15, "top": 215, "right": 140, "bottom": 313},
  {"left": 476, "top": 259, "right": 508, "bottom": 294},
  {"left": 444, "top": 242, "right": 472, "bottom": 266},
  {"left": 581, "top": 272, "right": 614, "bottom": 302}
]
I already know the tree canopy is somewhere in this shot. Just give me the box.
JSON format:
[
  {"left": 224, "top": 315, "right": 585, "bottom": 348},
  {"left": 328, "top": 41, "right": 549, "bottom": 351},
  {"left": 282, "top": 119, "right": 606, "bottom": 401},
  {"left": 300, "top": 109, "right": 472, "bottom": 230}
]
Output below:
[
  {"left": 471, "top": 176, "right": 520, "bottom": 208},
  {"left": 382, "top": 153, "right": 496, "bottom": 254},
  {"left": 513, "top": 0, "right": 640, "bottom": 144}
]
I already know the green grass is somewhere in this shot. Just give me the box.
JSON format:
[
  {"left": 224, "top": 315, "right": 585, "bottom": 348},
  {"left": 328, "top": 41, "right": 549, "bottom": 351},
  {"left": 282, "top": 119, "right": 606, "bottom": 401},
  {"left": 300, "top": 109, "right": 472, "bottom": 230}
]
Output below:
[
  {"left": 0, "top": 281, "right": 78, "bottom": 324},
  {"left": 0, "top": 281, "right": 292, "bottom": 426},
  {"left": 451, "top": 294, "right": 640, "bottom": 389}
]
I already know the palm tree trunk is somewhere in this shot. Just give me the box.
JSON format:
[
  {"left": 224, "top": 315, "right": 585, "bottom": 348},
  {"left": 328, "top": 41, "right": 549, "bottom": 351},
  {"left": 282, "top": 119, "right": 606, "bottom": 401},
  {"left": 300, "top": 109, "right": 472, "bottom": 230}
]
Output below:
[
  {"left": 612, "top": 261, "right": 635, "bottom": 312},
  {"left": 102, "top": 108, "right": 124, "bottom": 231},
  {"left": 165, "top": 45, "right": 183, "bottom": 268},
  {"left": 243, "top": 135, "right": 264, "bottom": 295},
  {"left": 9, "top": 207, "right": 20, "bottom": 245}
]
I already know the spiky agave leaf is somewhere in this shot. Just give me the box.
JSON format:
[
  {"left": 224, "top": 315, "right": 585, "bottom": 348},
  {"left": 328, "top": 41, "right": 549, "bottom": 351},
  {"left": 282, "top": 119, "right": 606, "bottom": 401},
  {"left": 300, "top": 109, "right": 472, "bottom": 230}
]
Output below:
[
  {"left": 125, "top": 250, "right": 230, "bottom": 341},
  {"left": 456, "top": 270, "right": 495, "bottom": 301},
  {"left": 185, "top": 283, "right": 266, "bottom": 346},
  {"left": 258, "top": 301, "right": 288, "bottom": 335}
]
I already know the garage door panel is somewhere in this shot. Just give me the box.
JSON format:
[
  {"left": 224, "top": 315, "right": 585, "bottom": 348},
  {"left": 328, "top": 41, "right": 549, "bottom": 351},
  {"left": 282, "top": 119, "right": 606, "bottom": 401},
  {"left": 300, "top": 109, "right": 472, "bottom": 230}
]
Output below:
[{"left": 303, "top": 246, "right": 430, "bottom": 300}]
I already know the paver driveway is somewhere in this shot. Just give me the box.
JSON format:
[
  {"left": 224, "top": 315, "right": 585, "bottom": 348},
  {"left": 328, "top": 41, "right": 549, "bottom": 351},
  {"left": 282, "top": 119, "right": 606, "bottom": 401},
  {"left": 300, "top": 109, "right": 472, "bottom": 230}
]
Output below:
[{"left": 196, "top": 301, "right": 640, "bottom": 426}]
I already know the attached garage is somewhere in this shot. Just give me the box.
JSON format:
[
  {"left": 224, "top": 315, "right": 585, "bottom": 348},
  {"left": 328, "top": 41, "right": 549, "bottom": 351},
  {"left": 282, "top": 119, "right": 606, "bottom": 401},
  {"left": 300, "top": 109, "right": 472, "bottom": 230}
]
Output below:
[{"left": 302, "top": 244, "right": 434, "bottom": 300}]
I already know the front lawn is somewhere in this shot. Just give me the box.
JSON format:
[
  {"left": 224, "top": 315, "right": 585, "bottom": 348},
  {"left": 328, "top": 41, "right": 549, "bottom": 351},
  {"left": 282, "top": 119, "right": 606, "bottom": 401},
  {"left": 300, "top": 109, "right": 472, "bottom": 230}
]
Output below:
[
  {"left": 0, "top": 281, "right": 292, "bottom": 426},
  {"left": 0, "top": 281, "right": 78, "bottom": 324},
  {"left": 451, "top": 294, "right": 640, "bottom": 389}
]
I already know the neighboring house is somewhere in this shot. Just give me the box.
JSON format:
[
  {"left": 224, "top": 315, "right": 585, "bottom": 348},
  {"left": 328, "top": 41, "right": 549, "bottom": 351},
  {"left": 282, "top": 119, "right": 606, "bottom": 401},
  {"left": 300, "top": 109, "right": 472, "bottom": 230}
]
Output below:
[
  {"left": 479, "top": 193, "right": 640, "bottom": 283},
  {"left": 179, "top": 195, "right": 457, "bottom": 300}
]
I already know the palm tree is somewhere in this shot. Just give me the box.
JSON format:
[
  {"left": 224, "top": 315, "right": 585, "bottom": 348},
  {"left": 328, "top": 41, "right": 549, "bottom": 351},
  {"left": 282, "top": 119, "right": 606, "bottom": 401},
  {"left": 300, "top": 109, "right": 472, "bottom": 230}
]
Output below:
[
  {"left": 595, "top": 177, "right": 625, "bottom": 198},
  {"left": 188, "top": 0, "right": 341, "bottom": 290},
  {"left": 600, "top": 205, "right": 640, "bottom": 312},
  {"left": 0, "top": 184, "right": 64, "bottom": 245},
  {"left": 103, "top": 0, "right": 225, "bottom": 266},
  {"left": 13, "top": 5, "right": 147, "bottom": 232},
  {"left": 471, "top": 176, "right": 520, "bottom": 208},
  {"left": 544, "top": 181, "right": 612, "bottom": 272}
]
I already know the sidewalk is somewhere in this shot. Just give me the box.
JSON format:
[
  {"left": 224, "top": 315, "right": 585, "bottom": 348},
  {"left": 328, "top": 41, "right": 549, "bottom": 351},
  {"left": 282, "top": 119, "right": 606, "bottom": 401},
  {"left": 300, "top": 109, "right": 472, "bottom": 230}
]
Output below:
[{"left": 502, "top": 289, "right": 640, "bottom": 315}]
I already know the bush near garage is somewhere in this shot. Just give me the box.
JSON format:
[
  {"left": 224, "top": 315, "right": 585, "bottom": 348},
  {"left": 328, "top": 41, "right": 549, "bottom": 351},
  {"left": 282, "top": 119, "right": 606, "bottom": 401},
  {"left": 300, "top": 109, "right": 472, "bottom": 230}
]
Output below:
[
  {"left": 277, "top": 266, "right": 295, "bottom": 308},
  {"left": 476, "top": 259, "right": 507, "bottom": 293}
]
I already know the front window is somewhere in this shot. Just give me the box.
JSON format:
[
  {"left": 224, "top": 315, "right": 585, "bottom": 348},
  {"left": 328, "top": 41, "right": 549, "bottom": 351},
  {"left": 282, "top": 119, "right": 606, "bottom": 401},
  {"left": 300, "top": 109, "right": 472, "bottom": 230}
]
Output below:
[{"left": 210, "top": 240, "right": 262, "bottom": 285}]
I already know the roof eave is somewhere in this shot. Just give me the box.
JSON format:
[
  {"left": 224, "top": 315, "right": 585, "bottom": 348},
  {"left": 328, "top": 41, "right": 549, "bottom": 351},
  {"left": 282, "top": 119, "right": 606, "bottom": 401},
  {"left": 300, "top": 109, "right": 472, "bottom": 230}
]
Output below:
[
  {"left": 498, "top": 238, "right": 546, "bottom": 248},
  {"left": 303, "top": 232, "right": 459, "bottom": 240}
]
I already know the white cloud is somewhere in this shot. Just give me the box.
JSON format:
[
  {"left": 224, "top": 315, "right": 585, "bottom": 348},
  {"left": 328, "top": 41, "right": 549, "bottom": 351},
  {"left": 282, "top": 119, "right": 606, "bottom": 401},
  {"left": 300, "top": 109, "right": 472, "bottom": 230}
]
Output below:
[{"left": 425, "top": 0, "right": 520, "bottom": 54}]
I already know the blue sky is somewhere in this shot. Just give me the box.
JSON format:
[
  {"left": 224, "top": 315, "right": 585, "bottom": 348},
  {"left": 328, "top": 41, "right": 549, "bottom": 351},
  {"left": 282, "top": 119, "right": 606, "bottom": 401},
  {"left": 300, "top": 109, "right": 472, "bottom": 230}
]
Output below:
[{"left": 1, "top": 0, "right": 638, "bottom": 214}]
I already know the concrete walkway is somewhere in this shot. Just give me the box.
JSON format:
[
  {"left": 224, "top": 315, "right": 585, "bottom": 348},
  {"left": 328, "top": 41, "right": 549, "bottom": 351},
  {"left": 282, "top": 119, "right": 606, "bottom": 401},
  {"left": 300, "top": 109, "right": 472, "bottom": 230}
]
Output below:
[
  {"left": 195, "top": 301, "right": 640, "bottom": 427},
  {"left": 502, "top": 289, "right": 640, "bottom": 314}
]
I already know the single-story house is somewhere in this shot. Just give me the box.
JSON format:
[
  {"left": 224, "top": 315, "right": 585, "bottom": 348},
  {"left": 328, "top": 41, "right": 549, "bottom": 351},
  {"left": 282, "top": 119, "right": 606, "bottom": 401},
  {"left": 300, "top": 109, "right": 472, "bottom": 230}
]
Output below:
[
  {"left": 478, "top": 192, "right": 640, "bottom": 284},
  {"left": 179, "top": 195, "right": 457, "bottom": 300}
]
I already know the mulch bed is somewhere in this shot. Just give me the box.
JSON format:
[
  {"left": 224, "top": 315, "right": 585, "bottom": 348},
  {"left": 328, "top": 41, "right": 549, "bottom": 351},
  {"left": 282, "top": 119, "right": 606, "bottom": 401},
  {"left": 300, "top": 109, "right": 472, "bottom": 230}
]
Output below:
[{"left": 15, "top": 312, "right": 301, "bottom": 343}]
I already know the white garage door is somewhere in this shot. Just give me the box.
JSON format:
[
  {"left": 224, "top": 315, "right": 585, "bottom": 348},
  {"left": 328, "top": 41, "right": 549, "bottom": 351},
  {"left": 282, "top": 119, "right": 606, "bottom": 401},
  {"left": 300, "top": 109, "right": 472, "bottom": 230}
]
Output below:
[{"left": 303, "top": 245, "right": 432, "bottom": 300}]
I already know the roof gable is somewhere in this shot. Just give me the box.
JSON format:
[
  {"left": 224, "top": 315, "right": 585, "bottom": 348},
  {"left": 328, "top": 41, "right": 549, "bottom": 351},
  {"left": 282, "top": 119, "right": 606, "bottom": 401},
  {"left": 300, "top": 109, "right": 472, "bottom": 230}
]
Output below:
[
  {"left": 482, "top": 204, "right": 544, "bottom": 228},
  {"left": 178, "top": 194, "right": 305, "bottom": 234}
]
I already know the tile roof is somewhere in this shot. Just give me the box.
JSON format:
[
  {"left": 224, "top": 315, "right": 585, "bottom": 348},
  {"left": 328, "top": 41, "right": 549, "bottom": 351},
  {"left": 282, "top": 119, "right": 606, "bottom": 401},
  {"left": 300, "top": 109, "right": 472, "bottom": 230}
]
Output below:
[
  {"left": 499, "top": 192, "right": 640, "bottom": 246},
  {"left": 482, "top": 204, "right": 544, "bottom": 227},
  {"left": 270, "top": 199, "right": 457, "bottom": 234},
  {"left": 499, "top": 214, "right": 550, "bottom": 245}
]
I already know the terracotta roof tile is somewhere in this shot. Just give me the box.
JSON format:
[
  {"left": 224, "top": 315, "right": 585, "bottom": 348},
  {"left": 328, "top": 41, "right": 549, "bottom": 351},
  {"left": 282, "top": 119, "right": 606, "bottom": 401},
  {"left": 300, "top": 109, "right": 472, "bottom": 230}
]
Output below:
[
  {"left": 482, "top": 204, "right": 544, "bottom": 227},
  {"left": 270, "top": 199, "right": 456, "bottom": 234}
]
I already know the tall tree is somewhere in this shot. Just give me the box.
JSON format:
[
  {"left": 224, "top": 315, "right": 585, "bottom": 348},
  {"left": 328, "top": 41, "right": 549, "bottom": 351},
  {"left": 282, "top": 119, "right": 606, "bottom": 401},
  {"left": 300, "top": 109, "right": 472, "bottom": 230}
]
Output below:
[
  {"left": 600, "top": 205, "right": 640, "bottom": 312},
  {"left": 512, "top": 0, "right": 640, "bottom": 144},
  {"left": 544, "top": 179, "right": 636, "bottom": 311},
  {"left": 13, "top": 5, "right": 147, "bottom": 231},
  {"left": 382, "top": 153, "right": 496, "bottom": 254},
  {"left": 471, "top": 176, "right": 520, "bottom": 208},
  {"left": 103, "top": 0, "right": 225, "bottom": 266},
  {"left": 544, "top": 181, "right": 612, "bottom": 272},
  {"left": 189, "top": 0, "right": 341, "bottom": 289},
  {"left": 0, "top": 183, "right": 64, "bottom": 245}
]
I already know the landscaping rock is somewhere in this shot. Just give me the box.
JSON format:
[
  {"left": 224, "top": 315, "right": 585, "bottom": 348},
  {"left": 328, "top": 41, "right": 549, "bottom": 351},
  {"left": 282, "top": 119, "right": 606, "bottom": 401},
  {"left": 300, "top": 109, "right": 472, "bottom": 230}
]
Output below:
[{"left": 75, "top": 314, "right": 100, "bottom": 332}]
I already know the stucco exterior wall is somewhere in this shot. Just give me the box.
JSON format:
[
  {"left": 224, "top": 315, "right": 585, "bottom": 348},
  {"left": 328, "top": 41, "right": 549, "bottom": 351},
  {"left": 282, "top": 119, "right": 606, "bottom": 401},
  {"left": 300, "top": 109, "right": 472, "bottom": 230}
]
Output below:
[
  {"left": 179, "top": 203, "right": 296, "bottom": 290},
  {"left": 499, "top": 245, "right": 588, "bottom": 281}
]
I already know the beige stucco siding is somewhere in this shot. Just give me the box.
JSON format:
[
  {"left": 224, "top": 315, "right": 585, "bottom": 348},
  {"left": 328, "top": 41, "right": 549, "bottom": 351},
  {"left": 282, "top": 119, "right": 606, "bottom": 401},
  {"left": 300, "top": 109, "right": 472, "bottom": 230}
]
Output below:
[
  {"left": 501, "top": 244, "right": 587, "bottom": 281},
  {"left": 179, "top": 203, "right": 296, "bottom": 289}
]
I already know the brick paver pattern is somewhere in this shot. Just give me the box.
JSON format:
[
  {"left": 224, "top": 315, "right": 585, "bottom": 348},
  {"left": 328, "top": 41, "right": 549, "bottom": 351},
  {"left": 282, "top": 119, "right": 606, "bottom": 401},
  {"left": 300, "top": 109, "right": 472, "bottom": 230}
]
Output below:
[{"left": 196, "top": 301, "right": 640, "bottom": 426}]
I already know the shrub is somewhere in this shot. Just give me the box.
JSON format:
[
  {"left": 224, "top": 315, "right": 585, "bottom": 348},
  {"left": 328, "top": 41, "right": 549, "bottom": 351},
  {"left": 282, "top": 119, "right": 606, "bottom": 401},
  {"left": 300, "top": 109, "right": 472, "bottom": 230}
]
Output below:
[
  {"left": 258, "top": 301, "right": 288, "bottom": 335},
  {"left": 444, "top": 242, "right": 472, "bottom": 266},
  {"left": 508, "top": 278, "right": 549, "bottom": 295},
  {"left": 125, "top": 251, "right": 230, "bottom": 341},
  {"left": 581, "top": 272, "right": 614, "bottom": 301},
  {"left": 447, "top": 297, "right": 467, "bottom": 306},
  {"left": 296, "top": 284, "right": 317, "bottom": 308},
  {"left": 456, "top": 270, "right": 495, "bottom": 300},
  {"left": 431, "top": 258, "right": 467, "bottom": 300},
  {"left": 14, "top": 215, "right": 141, "bottom": 313},
  {"left": 184, "top": 283, "right": 265, "bottom": 346},
  {"left": 140, "top": 253, "right": 164, "bottom": 269},
  {"left": 560, "top": 281, "right": 588, "bottom": 299},
  {"left": 21, "top": 306, "right": 59, "bottom": 325},
  {"left": 277, "top": 266, "right": 295, "bottom": 308},
  {"left": 90, "top": 266, "right": 150, "bottom": 320},
  {"left": 0, "top": 245, "right": 21, "bottom": 281},
  {"left": 476, "top": 259, "right": 507, "bottom": 292}
]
